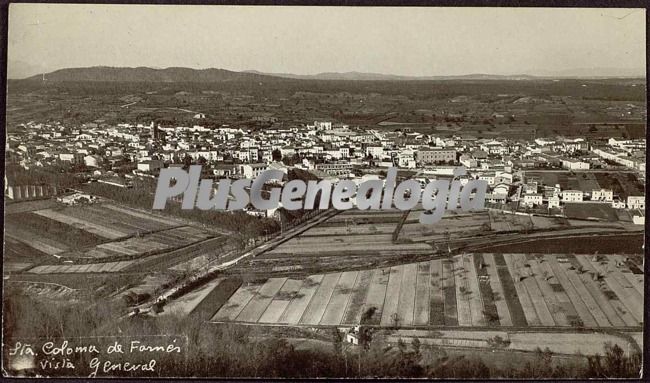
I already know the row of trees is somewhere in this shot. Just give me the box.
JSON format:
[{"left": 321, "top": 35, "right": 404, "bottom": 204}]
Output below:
[{"left": 81, "top": 182, "right": 280, "bottom": 237}]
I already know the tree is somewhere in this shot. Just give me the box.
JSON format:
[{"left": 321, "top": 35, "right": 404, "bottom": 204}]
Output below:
[
  {"left": 360, "top": 307, "right": 376, "bottom": 324},
  {"left": 391, "top": 313, "right": 401, "bottom": 328},
  {"left": 332, "top": 328, "right": 343, "bottom": 355},
  {"left": 397, "top": 338, "right": 407, "bottom": 354},
  {"left": 182, "top": 154, "right": 193, "bottom": 169},
  {"left": 411, "top": 338, "right": 421, "bottom": 357},
  {"left": 359, "top": 327, "right": 372, "bottom": 350},
  {"left": 586, "top": 343, "right": 641, "bottom": 378}
]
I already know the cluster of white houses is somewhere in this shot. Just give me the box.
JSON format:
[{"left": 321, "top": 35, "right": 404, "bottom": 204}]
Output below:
[
  {"left": 6, "top": 120, "right": 646, "bottom": 218},
  {"left": 519, "top": 187, "right": 644, "bottom": 211}
]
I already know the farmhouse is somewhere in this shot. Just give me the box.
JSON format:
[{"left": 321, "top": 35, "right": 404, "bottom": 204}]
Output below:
[
  {"left": 591, "top": 188, "right": 613, "bottom": 202},
  {"left": 627, "top": 195, "right": 645, "bottom": 210},
  {"left": 562, "top": 190, "right": 584, "bottom": 202},
  {"left": 345, "top": 327, "right": 361, "bottom": 345},
  {"left": 548, "top": 195, "right": 561, "bottom": 209},
  {"left": 561, "top": 158, "right": 590, "bottom": 170},
  {"left": 137, "top": 160, "right": 163, "bottom": 173},
  {"left": 522, "top": 193, "right": 543, "bottom": 207}
]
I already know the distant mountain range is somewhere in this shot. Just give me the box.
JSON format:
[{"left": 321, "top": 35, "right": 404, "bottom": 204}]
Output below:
[
  {"left": 245, "top": 68, "right": 646, "bottom": 80},
  {"left": 13, "top": 65, "right": 646, "bottom": 82},
  {"left": 243, "top": 70, "right": 542, "bottom": 81},
  {"left": 22, "top": 66, "right": 273, "bottom": 82}
]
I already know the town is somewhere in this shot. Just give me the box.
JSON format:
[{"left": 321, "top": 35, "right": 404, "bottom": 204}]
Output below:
[
  {"left": 6, "top": 117, "right": 646, "bottom": 221},
  {"left": 3, "top": 4, "right": 646, "bottom": 377}
]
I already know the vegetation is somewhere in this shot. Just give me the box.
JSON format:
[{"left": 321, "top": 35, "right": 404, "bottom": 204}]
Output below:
[
  {"left": 3, "top": 291, "right": 641, "bottom": 378},
  {"left": 81, "top": 182, "right": 279, "bottom": 237},
  {"left": 12, "top": 212, "right": 106, "bottom": 248}
]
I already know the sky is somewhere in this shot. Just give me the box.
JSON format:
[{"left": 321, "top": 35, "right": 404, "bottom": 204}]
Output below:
[{"left": 7, "top": 5, "right": 647, "bottom": 79}]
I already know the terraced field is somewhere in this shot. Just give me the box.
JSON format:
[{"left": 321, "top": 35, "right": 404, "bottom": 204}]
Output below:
[{"left": 210, "top": 253, "right": 644, "bottom": 329}]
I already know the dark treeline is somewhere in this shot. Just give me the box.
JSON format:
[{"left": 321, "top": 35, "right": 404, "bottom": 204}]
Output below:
[
  {"left": 81, "top": 182, "right": 280, "bottom": 237},
  {"left": 3, "top": 292, "right": 641, "bottom": 379},
  {"left": 13, "top": 212, "right": 106, "bottom": 248}
]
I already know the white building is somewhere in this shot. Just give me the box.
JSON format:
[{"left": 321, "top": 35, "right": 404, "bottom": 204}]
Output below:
[
  {"left": 84, "top": 155, "right": 103, "bottom": 168},
  {"left": 561, "top": 158, "right": 590, "bottom": 170},
  {"left": 591, "top": 189, "right": 613, "bottom": 202},
  {"left": 562, "top": 190, "right": 584, "bottom": 202},
  {"left": 627, "top": 196, "right": 645, "bottom": 210},
  {"left": 137, "top": 160, "right": 163, "bottom": 172},
  {"left": 478, "top": 173, "right": 496, "bottom": 186},
  {"left": 522, "top": 193, "right": 543, "bottom": 207},
  {"left": 492, "top": 183, "right": 510, "bottom": 196},
  {"left": 548, "top": 195, "right": 561, "bottom": 209},
  {"left": 366, "top": 145, "right": 384, "bottom": 158},
  {"left": 612, "top": 198, "right": 627, "bottom": 209},
  {"left": 59, "top": 153, "right": 76, "bottom": 162},
  {"left": 632, "top": 209, "right": 644, "bottom": 225},
  {"left": 241, "top": 163, "right": 269, "bottom": 179},
  {"left": 315, "top": 121, "right": 332, "bottom": 130}
]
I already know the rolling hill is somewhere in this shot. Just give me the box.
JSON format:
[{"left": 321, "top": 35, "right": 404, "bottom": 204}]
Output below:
[
  {"left": 24, "top": 66, "right": 645, "bottom": 83},
  {"left": 29, "top": 66, "right": 276, "bottom": 82}
]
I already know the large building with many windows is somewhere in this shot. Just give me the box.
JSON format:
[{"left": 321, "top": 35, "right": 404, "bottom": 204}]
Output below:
[
  {"left": 415, "top": 147, "right": 457, "bottom": 164},
  {"left": 315, "top": 162, "right": 354, "bottom": 176}
]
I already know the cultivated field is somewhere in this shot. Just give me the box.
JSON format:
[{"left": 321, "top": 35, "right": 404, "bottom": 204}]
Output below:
[
  {"left": 211, "top": 253, "right": 644, "bottom": 329},
  {"left": 5, "top": 200, "right": 218, "bottom": 273},
  {"left": 254, "top": 210, "right": 432, "bottom": 270},
  {"left": 245, "top": 204, "right": 642, "bottom": 278},
  {"left": 25, "top": 226, "right": 217, "bottom": 273}
]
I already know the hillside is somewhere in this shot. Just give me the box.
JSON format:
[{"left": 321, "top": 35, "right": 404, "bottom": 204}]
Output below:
[
  {"left": 29, "top": 66, "right": 277, "bottom": 82},
  {"left": 27, "top": 66, "right": 646, "bottom": 83},
  {"left": 244, "top": 70, "right": 540, "bottom": 81}
]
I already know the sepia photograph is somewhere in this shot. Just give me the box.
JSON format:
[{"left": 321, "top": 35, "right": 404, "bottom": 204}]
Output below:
[{"left": 2, "top": 3, "right": 647, "bottom": 378}]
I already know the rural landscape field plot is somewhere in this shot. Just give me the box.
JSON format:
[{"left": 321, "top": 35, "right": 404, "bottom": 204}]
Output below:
[
  {"left": 400, "top": 211, "right": 492, "bottom": 240},
  {"left": 33, "top": 203, "right": 182, "bottom": 237},
  {"left": 210, "top": 253, "right": 644, "bottom": 329},
  {"left": 563, "top": 202, "right": 619, "bottom": 221},
  {"left": 259, "top": 209, "right": 431, "bottom": 261},
  {"left": 23, "top": 225, "right": 215, "bottom": 273},
  {"left": 4, "top": 200, "right": 217, "bottom": 274}
]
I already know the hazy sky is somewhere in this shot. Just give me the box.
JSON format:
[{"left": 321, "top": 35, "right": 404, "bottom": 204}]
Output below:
[{"left": 7, "top": 5, "right": 646, "bottom": 78}]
